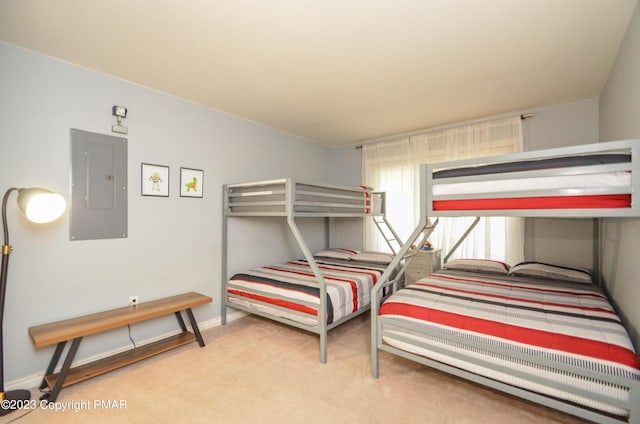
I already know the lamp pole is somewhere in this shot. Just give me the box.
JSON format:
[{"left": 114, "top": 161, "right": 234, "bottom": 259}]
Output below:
[{"left": 0, "top": 188, "right": 31, "bottom": 415}]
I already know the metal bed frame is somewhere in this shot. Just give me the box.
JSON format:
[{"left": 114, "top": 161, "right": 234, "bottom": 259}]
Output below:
[
  {"left": 371, "top": 140, "right": 640, "bottom": 423},
  {"left": 221, "top": 177, "right": 401, "bottom": 363}
]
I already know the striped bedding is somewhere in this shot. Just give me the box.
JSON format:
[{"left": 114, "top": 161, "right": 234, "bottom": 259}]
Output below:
[
  {"left": 430, "top": 152, "right": 633, "bottom": 212},
  {"left": 379, "top": 269, "right": 640, "bottom": 416},
  {"left": 228, "top": 257, "right": 393, "bottom": 327}
]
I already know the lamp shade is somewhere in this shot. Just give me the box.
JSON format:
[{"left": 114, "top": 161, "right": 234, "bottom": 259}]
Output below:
[{"left": 16, "top": 188, "right": 66, "bottom": 223}]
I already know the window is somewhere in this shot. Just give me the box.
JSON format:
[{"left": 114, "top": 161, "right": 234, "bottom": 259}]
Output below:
[{"left": 363, "top": 115, "right": 524, "bottom": 264}]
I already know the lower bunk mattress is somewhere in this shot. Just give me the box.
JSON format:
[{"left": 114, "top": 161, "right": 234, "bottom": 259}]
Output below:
[
  {"left": 228, "top": 255, "right": 396, "bottom": 327},
  {"left": 378, "top": 269, "right": 640, "bottom": 417}
]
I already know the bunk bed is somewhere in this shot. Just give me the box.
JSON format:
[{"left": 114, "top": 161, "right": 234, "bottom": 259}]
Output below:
[
  {"left": 221, "top": 178, "right": 402, "bottom": 363},
  {"left": 370, "top": 140, "right": 640, "bottom": 423}
]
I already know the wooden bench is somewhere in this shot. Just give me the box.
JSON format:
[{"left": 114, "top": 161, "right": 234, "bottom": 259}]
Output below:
[{"left": 29, "top": 291, "right": 212, "bottom": 402}]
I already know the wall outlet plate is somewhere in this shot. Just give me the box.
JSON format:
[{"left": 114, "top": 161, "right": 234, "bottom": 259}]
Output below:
[{"left": 129, "top": 296, "right": 139, "bottom": 306}]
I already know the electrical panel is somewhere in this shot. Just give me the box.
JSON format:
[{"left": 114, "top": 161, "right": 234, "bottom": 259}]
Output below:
[{"left": 70, "top": 129, "right": 127, "bottom": 240}]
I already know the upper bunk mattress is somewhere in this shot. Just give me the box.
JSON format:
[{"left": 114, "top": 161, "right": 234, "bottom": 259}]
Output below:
[
  {"left": 429, "top": 149, "right": 634, "bottom": 214},
  {"left": 378, "top": 268, "right": 640, "bottom": 417}
]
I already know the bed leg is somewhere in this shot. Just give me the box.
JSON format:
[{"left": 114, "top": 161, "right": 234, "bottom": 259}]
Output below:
[
  {"left": 320, "top": 331, "right": 327, "bottom": 364},
  {"left": 371, "top": 308, "right": 380, "bottom": 378},
  {"left": 372, "top": 348, "right": 379, "bottom": 379}
]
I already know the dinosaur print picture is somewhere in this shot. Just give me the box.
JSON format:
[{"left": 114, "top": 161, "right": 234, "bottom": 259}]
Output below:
[
  {"left": 180, "top": 167, "right": 204, "bottom": 198},
  {"left": 185, "top": 177, "right": 198, "bottom": 192}
]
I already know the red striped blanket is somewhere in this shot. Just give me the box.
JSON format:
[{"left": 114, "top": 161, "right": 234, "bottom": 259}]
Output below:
[
  {"left": 379, "top": 269, "right": 640, "bottom": 415},
  {"left": 228, "top": 257, "right": 392, "bottom": 326}
]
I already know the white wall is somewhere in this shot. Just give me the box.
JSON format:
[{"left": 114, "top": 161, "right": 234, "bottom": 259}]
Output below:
[
  {"left": 598, "top": 3, "right": 640, "bottom": 349},
  {"left": 330, "top": 147, "right": 365, "bottom": 248},
  {"left": 523, "top": 99, "right": 599, "bottom": 150},
  {"left": 0, "top": 42, "right": 336, "bottom": 384}
]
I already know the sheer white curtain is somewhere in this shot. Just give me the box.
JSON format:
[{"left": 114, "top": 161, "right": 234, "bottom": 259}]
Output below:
[
  {"left": 362, "top": 139, "right": 416, "bottom": 253},
  {"left": 363, "top": 115, "right": 524, "bottom": 265}
]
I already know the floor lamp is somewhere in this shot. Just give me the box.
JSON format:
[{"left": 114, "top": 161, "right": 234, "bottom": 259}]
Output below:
[{"left": 0, "top": 187, "right": 65, "bottom": 416}]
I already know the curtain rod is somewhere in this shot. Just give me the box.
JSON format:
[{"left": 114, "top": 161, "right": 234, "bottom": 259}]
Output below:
[{"left": 355, "top": 112, "right": 535, "bottom": 149}]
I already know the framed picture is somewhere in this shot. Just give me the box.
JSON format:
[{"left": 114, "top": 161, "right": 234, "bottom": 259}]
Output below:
[
  {"left": 141, "top": 163, "right": 169, "bottom": 197},
  {"left": 180, "top": 167, "right": 204, "bottom": 198}
]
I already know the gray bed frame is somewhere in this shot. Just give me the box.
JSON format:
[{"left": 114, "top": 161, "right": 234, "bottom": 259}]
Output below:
[
  {"left": 371, "top": 139, "right": 640, "bottom": 423},
  {"left": 221, "top": 178, "right": 401, "bottom": 363}
]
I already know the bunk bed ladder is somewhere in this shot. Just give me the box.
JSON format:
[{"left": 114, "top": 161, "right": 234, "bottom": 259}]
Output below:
[
  {"left": 400, "top": 218, "right": 440, "bottom": 264},
  {"left": 373, "top": 215, "right": 403, "bottom": 254},
  {"left": 371, "top": 216, "right": 439, "bottom": 378}
]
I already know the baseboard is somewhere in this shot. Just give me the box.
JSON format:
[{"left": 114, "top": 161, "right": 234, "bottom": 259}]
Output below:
[{"left": 5, "top": 310, "right": 247, "bottom": 392}]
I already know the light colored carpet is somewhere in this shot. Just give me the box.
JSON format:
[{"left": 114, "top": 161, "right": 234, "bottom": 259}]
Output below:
[{"left": 2, "top": 314, "right": 587, "bottom": 424}]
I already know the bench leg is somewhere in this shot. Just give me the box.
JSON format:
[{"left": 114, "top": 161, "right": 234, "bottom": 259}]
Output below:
[
  {"left": 174, "top": 311, "right": 187, "bottom": 332},
  {"left": 184, "top": 308, "right": 205, "bottom": 347},
  {"left": 41, "top": 337, "right": 82, "bottom": 403},
  {"left": 39, "top": 341, "right": 66, "bottom": 390}
]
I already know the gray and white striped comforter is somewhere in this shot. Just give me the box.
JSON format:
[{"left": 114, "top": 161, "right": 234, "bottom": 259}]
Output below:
[{"left": 379, "top": 269, "right": 640, "bottom": 416}]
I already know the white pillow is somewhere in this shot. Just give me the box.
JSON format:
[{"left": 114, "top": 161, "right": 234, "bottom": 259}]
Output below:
[
  {"left": 314, "top": 248, "right": 358, "bottom": 260},
  {"left": 443, "top": 258, "right": 510, "bottom": 275},
  {"left": 509, "top": 262, "right": 592, "bottom": 284},
  {"left": 351, "top": 251, "right": 395, "bottom": 264}
]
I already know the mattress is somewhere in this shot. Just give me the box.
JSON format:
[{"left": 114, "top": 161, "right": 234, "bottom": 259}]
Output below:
[
  {"left": 228, "top": 257, "right": 394, "bottom": 326},
  {"left": 431, "top": 152, "right": 632, "bottom": 211},
  {"left": 379, "top": 269, "right": 640, "bottom": 416}
]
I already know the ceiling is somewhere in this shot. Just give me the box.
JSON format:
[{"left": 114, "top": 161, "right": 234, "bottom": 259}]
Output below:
[{"left": 0, "top": 0, "right": 637, "bottom": 148}]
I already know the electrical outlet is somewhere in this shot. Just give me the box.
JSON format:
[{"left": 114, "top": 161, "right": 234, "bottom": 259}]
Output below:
[{"left": 129, "top": 296, "right": 139, "bottom": 306}]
